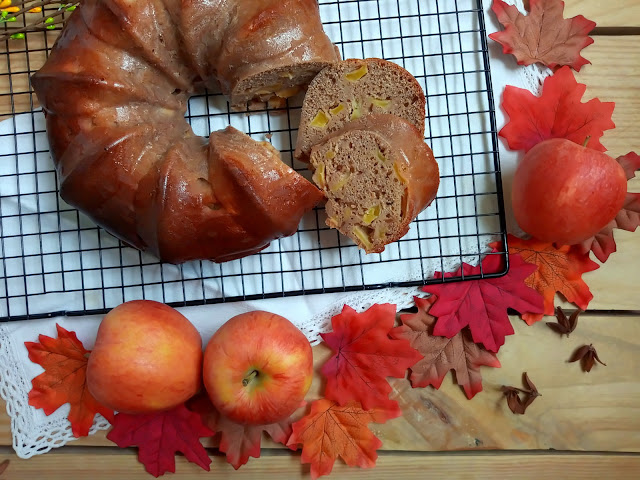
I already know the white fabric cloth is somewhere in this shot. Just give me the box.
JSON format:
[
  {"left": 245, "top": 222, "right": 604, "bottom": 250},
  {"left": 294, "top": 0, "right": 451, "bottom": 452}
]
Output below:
[{"left": 0, "top": 0, "right": 550, "bottom": 458}]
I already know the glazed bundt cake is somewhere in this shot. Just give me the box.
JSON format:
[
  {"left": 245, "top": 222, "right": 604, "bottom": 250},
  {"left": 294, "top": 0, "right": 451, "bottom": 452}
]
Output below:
[{"left": 31, "top": 0, "right": 339, "bottom": 263}]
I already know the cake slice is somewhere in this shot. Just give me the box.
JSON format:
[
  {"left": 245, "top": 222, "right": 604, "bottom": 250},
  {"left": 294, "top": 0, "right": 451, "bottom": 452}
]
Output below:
[
  {"left": 294, "top": 58, "right": 426, "bottom": 161},
  {"left": 309, "top": 114, "right": 439, "bottom": 253},
  {"left": 214, "top": 0, "right": 340, "bottom": 107}
]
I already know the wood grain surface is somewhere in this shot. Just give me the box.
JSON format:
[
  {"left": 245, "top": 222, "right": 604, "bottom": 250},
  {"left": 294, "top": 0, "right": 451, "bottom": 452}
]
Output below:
[
  {"left": 564, "top": 0, "right": 640, "bottom": 29},
  {"left": 1, "top": 450, "right": 640, "bottom": 479}
]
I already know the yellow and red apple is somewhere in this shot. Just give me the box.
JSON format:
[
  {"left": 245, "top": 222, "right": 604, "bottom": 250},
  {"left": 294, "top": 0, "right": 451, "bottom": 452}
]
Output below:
[
  {"left": 203, "top": 311, "right": 313, "bottom": 425},
  {"left": 86, "top": 300, "right": 203, "bottom": 414}
]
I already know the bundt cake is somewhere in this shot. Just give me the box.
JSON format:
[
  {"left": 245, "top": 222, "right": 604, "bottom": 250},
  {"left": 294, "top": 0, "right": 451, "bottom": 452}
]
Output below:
[
  {"left": 31, "top": 0, "right": 339, "bottom": 263},
  {"left": 294, "top": 58, "right": 426, "bottom": 162},
  {"left": 308, "top": 114, "right": 439, "bottom": 253}
]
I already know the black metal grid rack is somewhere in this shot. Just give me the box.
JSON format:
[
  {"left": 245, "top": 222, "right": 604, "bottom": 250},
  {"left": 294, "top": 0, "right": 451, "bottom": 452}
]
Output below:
[{"left": 0, "top": 0, "right": 508, "bottom": 321}]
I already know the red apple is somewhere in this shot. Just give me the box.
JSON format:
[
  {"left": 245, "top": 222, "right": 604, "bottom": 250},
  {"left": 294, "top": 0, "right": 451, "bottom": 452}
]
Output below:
[
  {"left": 86, "top": 300, "right": 203, "bottom": 414},
  {"left": 512, "top": 138, "right": 627, "bottom": 245},
  {"left": 203, "top": 311, "right": 313, "bottom": 425}
]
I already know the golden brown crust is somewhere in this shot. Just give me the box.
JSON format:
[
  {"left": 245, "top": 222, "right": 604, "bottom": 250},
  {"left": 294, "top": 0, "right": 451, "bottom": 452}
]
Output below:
[{"left": 31, "top": 0, "right": 334, "bottom": 263}]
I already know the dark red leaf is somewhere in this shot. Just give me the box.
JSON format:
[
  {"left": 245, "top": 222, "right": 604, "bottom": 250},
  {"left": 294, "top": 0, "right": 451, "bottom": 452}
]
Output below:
[
  {"left": 422, "top": 253, "right": 544, "bottom": 352},
  {"left": 107, "top": 404, "right": 213, "bottom": 477}
]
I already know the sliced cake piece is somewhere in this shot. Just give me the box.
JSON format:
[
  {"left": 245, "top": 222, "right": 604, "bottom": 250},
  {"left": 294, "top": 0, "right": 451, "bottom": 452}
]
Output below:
[
  {"left": 214, "top": 0, "right": 340, "bottom": 107},
  {"left": 294, "top": 58, "right": 426, "bottom": 161},
  {"left": 309, "top": 114, "right": 439, "bottom": 253}
]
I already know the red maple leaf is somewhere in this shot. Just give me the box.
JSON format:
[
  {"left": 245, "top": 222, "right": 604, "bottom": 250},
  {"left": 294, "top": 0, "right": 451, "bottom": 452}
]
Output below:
[
  {"left": 106, "top": 404, "right": 213, "bottom": 477},
  {"left": 287, "top": 399, "right": 400, "bottom": 480},
  {"left": 25, "top": 324, "right": 114, "bottom": 437},
  {"left": 505, "top": 235, "right": 599, "bottom": 324},
  {"left": 189, "top": 394, "right": 293, "bottom": 469},
  {"left": 577, "top": 152, "right": 640, "bottom": 262},
  {"left": 389, "top": 296, "right": 501, "bottom": 399},
  {"left": 422, "top": 253, "right": 544, "bottom": 352},
  {"left": 320, "top": 303, "right": 423, "bottom": 411},
  {"left": 499, "top": 66, "right": 615, "bottom": 153},
  {"left": 490, "top": 0, "right": 596, "bottom": 71}
]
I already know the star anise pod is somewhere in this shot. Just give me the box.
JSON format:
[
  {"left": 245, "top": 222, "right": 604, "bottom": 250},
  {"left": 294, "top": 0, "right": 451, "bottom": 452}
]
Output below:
[
  {"left": 569, "top": 344, "right": 606, "bottom": 372},
  {"left": 546, "top": 307, "right": 580, "bottom": 337},
  {"left": 501, "top": 372, "right": 541, "bottom": 415}
]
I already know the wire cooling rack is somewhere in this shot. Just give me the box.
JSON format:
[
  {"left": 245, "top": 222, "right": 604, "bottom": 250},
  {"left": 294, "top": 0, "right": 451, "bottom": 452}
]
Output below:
[{"left": 0, "top": 0, "right": 508, "bottom": 321}]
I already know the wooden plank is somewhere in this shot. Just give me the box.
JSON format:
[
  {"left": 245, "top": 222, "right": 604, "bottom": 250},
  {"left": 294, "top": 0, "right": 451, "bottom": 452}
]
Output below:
[
  {"left": 1, "top": 450, "right": 639, "bottom": 479},
  {"left": 2, "top": 313, "right": 640, "bottom": 452},
  {"left": 564, "top": 0, "right": 640, "bottom": 29},
  {"left": 570, "top": 231, "right": 640, "bottom": 311},
  {"left": 577, "top": 37, "right": 640, "bottom": 159},
  {"left": 554, "top": 36, "right": 640, "bottom": 311}
]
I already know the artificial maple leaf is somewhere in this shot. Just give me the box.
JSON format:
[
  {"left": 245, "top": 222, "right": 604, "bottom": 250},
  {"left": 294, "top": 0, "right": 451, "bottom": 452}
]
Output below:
[
  {"left": 546, "top": 306, "right": 580, "bottom": 337},
  {"left": 421, "top": 252, "right": 544, "bottom": 352},
  {"left": 389, "top": 296, "right": 501, "bottom": 399},
  {"left": 320, "top": 303, "right": 423, "bottom": 411},
  {"left": 25, "top": 324, "right": 114, "bottom": 437},
  {"left": 506, "top": 235, "right": 599, "bottom": 324},
  {"left": 577, "top": 152, "right": 640, "bottom": 262},
  {"left": 189, "top": 394, "right": 292, "bottom": 470},
  {"left": 106, "top": 404, "right": 213, "bottom": 477},
  {"left": 287, "top": 399, "right": 400, "bottom": 480},
  {"left": 490, "top": 0, "right": 596, "bottom": 71},
  {"left": 502, "top": 372, "right": 541, "bottom": 415},
  {"left": 569, "top": 344, "right": 606, "bottom": 372},
  {"left": 500, "top": 66, "right": 615, "bottom": 153}
]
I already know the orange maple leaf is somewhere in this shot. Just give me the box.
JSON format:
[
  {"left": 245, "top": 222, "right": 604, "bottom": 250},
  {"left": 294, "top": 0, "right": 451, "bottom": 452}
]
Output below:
[
  {"left": 26, "top": 324, "right": 114, "bottom": 437},
  {"left": 506, "top": 235, "right": 599, "bottom": 324},
  {"left": 287, "top": 399, "right": 400, "bottom": 480}
]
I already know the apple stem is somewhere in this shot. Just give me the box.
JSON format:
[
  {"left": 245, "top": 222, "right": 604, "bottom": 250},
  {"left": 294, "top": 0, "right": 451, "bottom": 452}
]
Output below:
[
  {"left": 242, "top": 370, "right": 259, "bottom": 387},
  {"left": 583, "top": 136, "right": 591, "bottom": 147}
]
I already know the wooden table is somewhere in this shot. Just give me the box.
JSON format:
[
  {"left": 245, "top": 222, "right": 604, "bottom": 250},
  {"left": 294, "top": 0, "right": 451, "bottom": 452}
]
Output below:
[{"left": 1, "top": 1, "right": 640, "bottom": 478}]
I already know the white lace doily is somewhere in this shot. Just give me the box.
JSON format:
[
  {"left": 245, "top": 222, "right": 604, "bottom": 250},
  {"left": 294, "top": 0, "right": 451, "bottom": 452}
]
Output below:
[{"left": 0, "top": 0, "right": 551, "bottom": 459}]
